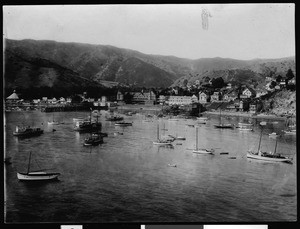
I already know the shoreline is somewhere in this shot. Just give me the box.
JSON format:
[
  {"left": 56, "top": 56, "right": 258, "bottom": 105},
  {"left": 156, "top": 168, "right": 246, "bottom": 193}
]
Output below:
[{"left": 204, "top": 111, "right": 288, "bottom": 121}]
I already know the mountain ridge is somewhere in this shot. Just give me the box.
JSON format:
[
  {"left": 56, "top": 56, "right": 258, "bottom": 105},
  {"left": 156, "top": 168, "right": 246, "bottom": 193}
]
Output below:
[{"left": 4, "top": 38, "right": 295, "bottom": 91}]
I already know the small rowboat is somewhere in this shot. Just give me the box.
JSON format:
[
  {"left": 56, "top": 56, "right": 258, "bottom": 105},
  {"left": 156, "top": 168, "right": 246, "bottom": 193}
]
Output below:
[
  {"left": 115, "top": 122, "right": 133, "bottom": 126},
  {"left": 193, "top": 149, "right": 214, "bottom": 154}
]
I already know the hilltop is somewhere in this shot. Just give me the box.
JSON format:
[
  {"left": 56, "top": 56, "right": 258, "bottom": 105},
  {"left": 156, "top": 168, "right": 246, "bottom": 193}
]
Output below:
[{"left": 4, "top": 39, "right": 295, "bottom": 94}]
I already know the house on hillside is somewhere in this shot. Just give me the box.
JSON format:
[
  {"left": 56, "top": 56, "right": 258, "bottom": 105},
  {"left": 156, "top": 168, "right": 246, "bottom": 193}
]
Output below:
[
  {"left": 199, "top": 92, "right": 209, "bottom": 104},
  {"left": 191, "top": 94, "right": 198, "bottom": 103},
  {"left": 223, "top": 90, "right": 238, "bottom": 102},
  {"left": 117, "top": 91, "right": 124, "bottom": 102},
  {"left": 241, "top": 87, "right": 256, "bottom": 98},
  {"left": 210, "top": 91, "right": 221, "bottom": 102}
]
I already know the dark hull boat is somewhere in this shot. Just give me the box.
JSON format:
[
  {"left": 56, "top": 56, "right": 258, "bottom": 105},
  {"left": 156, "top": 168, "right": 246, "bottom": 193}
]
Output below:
[
  {"left": 106, "top": 116, "right": 124, "bottom": 121},
  {"left": 74, "top": 121, "right": 102, "bottom": 132},
  {"left": 13, "top": 126, "right": 44, "bottom": 137},
  {"left": 83, "top": 133, "right": 104, "bottom": 146}
]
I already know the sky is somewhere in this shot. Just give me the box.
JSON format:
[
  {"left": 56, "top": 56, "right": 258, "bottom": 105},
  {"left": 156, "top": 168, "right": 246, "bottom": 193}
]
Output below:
[{"left": 3, "top": 4, "right": 295, "bottom": 60}]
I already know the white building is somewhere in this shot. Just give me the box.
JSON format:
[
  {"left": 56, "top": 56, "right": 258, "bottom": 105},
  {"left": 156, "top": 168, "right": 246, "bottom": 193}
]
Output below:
[
  {"left": 167, "top": 96, "right": 193, "bottom": 105},
  {"left": 199, "top": 92, "right": 209, "bottom": 104}
]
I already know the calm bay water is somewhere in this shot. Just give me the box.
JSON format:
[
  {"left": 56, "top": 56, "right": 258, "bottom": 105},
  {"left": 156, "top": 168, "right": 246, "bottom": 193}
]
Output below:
[{"left": 4, "top": 110, "right": 297, "bottom": 223}]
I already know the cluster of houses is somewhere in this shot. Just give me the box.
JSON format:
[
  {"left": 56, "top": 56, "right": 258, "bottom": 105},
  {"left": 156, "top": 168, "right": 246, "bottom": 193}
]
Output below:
[{"left": 5, "top": 71, "right": 295, "bottom": 114}]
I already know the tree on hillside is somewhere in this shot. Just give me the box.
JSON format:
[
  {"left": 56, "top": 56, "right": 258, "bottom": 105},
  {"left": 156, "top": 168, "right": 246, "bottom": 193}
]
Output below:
[
  {"left": 286, "top": 69, "right": 295, "bottom": 80},
  {"left": 211, "top": 77, "right": 225, "bottom": 88},
  {"left": 182, "top": 79, "right": 188, "bottom": 88},
  {"left": 276, "top": 75, "right": 282, "bottom": 83}
]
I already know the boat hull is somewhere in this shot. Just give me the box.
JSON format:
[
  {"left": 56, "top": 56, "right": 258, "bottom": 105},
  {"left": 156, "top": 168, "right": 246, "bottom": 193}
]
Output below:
[
  {"left": 153, "top": 141, "right": 172, "bottom": 145},
  {"left": 193, "top": 149, "right": 213, "bottom": 154},
  {"left": 247, "top": 152, "right": 292, "bottom": 163},
  {"left": 17, "top": 172, "right": 60, "bottom": 181},
  {"left": 214, "top": 125, "right": 234, "bottom": 129},
  {"left": 13, "top": 130, "right": 44, "bottom": 137},
  {"left": 115, "top": 123, "right": 132, "bottom": 126}
]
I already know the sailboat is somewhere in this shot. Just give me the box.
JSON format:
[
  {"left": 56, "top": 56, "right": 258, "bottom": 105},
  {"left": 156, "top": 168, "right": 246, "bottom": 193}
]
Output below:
[
  {"left": 48, "top": 114, "right": 59, "bottom": 125},
  {"left": 17, "top": 152, "right": 60, "bottom": 181},
  {"left": 247, "top": 122, "right": 292, "bottom": 163},
  {"left": 197, "top": 106, "right": 208, "bottom": 124},
  {"left": 283, "top": 116, "right": 296, "bottom": 135},
  {"left": 192, "top": 126, "right": 214, "bottom": 154},
  {"left": 214, "top": 109, "right": 234, "bottom": 129},
  {"left": 153, "top": 123, "right": 173, "bottom": 145}
]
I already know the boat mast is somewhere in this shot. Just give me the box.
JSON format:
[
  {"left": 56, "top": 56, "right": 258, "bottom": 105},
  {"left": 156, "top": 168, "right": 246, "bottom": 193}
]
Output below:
[
  {"left": 195, "top": 126, "right": 198, "bottom": 150},
  {"left": 257, "top": 126, "right": 264, "bottom": 153},
  {"left": 273, "top": 138, "right": 278, "bottom": 155},
  {"left": 27, "top": 152, "right": 32, "bottom": 174},
  {"left": 157, "top": 123, "right": 160, "bottom": 141}
]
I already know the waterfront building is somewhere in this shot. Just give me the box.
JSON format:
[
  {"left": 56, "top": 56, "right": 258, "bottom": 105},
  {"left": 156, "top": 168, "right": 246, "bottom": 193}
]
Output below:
[
  {"left": 199, "top": 92, "right": 209, "bottom": 104},
  {"left": 167, "top": 96, "right": 192, "bottom": 105},
  {"left": 131, "top": 90, "right": 156, "bottom": 104}
]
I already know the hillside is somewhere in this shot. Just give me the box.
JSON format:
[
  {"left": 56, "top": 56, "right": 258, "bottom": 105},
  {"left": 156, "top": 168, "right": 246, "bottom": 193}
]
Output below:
[{"left": 4, "top": 39, "right": 295, "bottom": 91}]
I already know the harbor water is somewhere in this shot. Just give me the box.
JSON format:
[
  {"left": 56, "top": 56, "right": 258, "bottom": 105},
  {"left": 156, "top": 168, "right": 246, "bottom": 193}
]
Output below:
[{"left": 4, "top": 110, "right": 297, "bottom": 223}]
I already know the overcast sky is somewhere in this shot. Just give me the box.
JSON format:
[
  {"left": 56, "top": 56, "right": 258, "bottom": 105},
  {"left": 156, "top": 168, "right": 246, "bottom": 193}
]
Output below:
[{"left": 3, "top": 4, "right": 295, "bottom": 60}]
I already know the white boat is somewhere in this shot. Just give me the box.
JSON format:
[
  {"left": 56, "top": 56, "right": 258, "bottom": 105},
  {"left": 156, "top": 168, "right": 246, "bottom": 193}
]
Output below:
[
  {"left": 247, "top": 122, "right": 293, "bottom": 163},
  {"left": 269, "top": 132, "right": 279, "bottom": 138},
  {"left": 168, "top": 134, "right": 186, "bottom": 140},
  {"left": 247, "top": 151, "right": 292, "bottom": 163},
  {"left": 238, "top": 125, "right": 253, "bottom": 131},
  {"left": 17, "top": 152, "right": 60, "bottom": 181},
  {"left": 73, "top": 118, "right": 85, "bottom": 122},
  {"left": 167, "top": 164, "right": 177, "bottom": 167},
  {"left": 197, "top": 117, "right": 208, "bottom": 124},
  {"left": 48, "top": 121, "right": 59, "bottom": 125},
  {"left": 283, "top": 130, "right": 296, "bottom": 135},
  {"left": 17, "top": 171, "right": 60, "bottom": 181},
  {"left": 48, "top": 114, "right": 59, "bottom": 125},
  {"left": 192, "top": 126, "right": 214, "bottom": 154}
]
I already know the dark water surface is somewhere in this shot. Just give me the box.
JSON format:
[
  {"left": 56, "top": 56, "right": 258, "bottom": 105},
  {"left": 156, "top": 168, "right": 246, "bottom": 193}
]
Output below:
[{"left": 4, "top": 111, "right": 297, "bottom": 223}]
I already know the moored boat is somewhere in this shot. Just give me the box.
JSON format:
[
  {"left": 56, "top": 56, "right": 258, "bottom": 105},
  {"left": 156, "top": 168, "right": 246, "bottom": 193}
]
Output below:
[
  {"left": 17, "top": 152, "right": 60, "bottom": 181},
  {"left": 197, "top": 117, "right": 208, "bottom": 124},
  {"left": 214, "top": 123, "right": 234, "bottom": 129},
  {"left": 247, "top": 151, "right": 292, "bottom": 163},
  {"left": 115, "top": 122, "right": 132, "bottom": 126},
  {"left": 106, "top": 116, "right": 124, "bottom": 121},
  {"left": 192, "top": 126, "right": 214, "bottom": 154},
  {"left": 83, "top": 133, "right": 103, "bottom": 146},
  {"left": 153, "top": 123, "right": 173, "bottom": 145},
  {"left": 247, "top": 121, "right": 293, "bottom": 163},
  {"left": 13, "top": 126, "right": 43, "bottom": 137}
]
